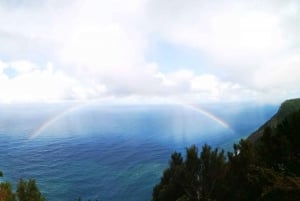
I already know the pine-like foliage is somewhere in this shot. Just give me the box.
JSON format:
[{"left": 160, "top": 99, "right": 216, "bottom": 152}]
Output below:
[{"left": 152, "top": 110, "right": 300, "bottom": 201}]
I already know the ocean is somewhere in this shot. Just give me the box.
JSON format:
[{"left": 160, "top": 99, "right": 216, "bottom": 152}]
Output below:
[{"left": 0, "top": 102, "right": 277, "bottom": 201}]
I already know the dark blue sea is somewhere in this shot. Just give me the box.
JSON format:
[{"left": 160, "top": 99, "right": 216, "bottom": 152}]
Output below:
[{"left": 0, "top": 102, "right": 277, "bottom": 201}]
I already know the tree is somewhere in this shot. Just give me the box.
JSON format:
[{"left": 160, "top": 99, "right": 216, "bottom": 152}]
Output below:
[
  {"left": 153, "top": 145, "right": 226, "bottom": 201},
  {"left": 198, "top": 145, "right": 226, "bottom": 201},
  {"left": 152, "top": 109, "right": 300, "bottom": 201},
  {"left": 0, "top": 182, "right": 15, "bottom": 201},
  {"left": 152, "top": 152, "right": 185, "bottom": 201},
  {"left": 183, "top": 145, "right": 200, "bottom": 201},
  {"left": 16, "top": 179, "right": 45, "bottom": 201},
  {"left": 258, "top": 111, "right": 300, "bottom": 175},
  {"left": 225, "top": 140, "right": 261, "bottom": 201}
]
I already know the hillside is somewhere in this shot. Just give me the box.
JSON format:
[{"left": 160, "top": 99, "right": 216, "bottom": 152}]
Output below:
[
  {"left": 152, "top": 98, "right": 300, "bottom": 201},
  {"left": 248, "top": 98, "right": 300, "bottom": 142}
]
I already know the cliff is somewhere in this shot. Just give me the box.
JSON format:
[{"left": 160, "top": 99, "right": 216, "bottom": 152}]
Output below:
[{"left": 248, "top": 98, "right": 300, "bottom": 142}]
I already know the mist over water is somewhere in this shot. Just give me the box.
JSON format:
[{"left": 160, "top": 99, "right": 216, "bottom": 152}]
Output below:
[{"left": 0, "top": 103, "right": 277, "bottom": 201}]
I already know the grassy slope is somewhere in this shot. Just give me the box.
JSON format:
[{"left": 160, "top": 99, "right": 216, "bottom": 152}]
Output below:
[{"left": 248, "top": 98, "right": 300, "bottom": 142}]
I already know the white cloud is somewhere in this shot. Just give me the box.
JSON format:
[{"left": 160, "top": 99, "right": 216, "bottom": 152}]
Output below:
[
  {"left": 58, "top": 0, "right": 147, "bottom": 75},
  {"left": 150, "top": 69, "right": 258, "bottom": 103},
  {"left": 146, "top": 0, "right": 285, "bottom": 71},
  {"left": 9, "top": 60, "right": 38, "bottom": 73},
  {"left": 0, "top": 0, "right": 300, "bottom": 103},
  {"left": 253, "top": 54, "right": 300, "bottom": 89},
  {"left": 143, "top": 0, "right": 300, "bottom": 102},
  {"left": 0, "top": 60, "right": 8, "bottom": 72},
  {"left": 0, "top": 61, "right": 105, "bottom": 103}
]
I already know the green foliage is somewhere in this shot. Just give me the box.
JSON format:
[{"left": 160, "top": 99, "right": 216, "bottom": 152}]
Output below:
[
  {"left": 258, "top": 110, "right": 300, "bottom": 175},
  {"left": 152, "top": 109, "right": 300, "bottom": 201},
  {"left": 0, "top": 182, "right": 15, "bottom": 201},
  {"left": 0, "top": 178, "right": 46, "bottom": 201},
  {"left": 197, "top": 145, "right": 226, "bottom": 201},
  {"left": 277, "top": 98, "right": 300, "bottom": 119},
  {"left": 16, "top": 179, "right": 46, "bottom": 201},
  {"left": 152, "top": 144, "right": 226, "bottom": 201},
  {"left": 152, "top": 152, "right": 185, "bottom": 201}
]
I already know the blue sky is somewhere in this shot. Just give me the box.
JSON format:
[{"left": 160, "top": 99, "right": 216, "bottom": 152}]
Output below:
[
  {"left": 146, "top": 39, "right": 211, "bottom": 73},
  {"left": 0, "top": 0, "right": 300, "bottom": 103}
]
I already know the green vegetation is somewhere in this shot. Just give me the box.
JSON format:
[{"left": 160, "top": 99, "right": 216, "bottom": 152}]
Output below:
[
  {"left": 16, "top": 179, "right": 46, "bottom": 201},
  {"left": 0, "top": 178, "right": 45, "bottom": 201},
  {"left": 0, "top": 182, "right": 15, "bottom": 201},
  {"left": 248, "top": 98, "right": 300, "bottom": 142},
  {"left": 152, "top": 109, "right": 300, "bottom": 201},
  {"left": 277, "top": 98, "right": 300, "bottom": 118}
]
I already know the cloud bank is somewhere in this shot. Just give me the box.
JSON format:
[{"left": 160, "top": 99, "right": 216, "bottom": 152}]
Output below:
[{"left": 0, "top": 0, "right": 300, "bottom": 103}]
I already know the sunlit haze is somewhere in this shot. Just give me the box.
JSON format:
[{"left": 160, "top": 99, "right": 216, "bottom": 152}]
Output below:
[{"left": 0, "top": 0, "right": 299, "bottom": 103}]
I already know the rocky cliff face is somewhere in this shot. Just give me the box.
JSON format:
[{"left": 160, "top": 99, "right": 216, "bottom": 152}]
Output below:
[{"left": 248, "top": 98, "right": 300, "bottom": 142}]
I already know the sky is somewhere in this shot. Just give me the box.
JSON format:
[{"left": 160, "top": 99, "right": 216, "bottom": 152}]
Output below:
[{"left": 0, "top": 0, "right": 300, "bottom": 104}]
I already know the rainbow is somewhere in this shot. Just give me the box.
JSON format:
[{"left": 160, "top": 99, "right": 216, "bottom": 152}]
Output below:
[
  {"left": 28, "top": 100, "right": 233, "bottom": 140},
  {"left": 28, "top": 103, "right": 86, "bottom": 140},
  {"left": 175, "top": 101, "right": 233, "bottom": 132}
]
